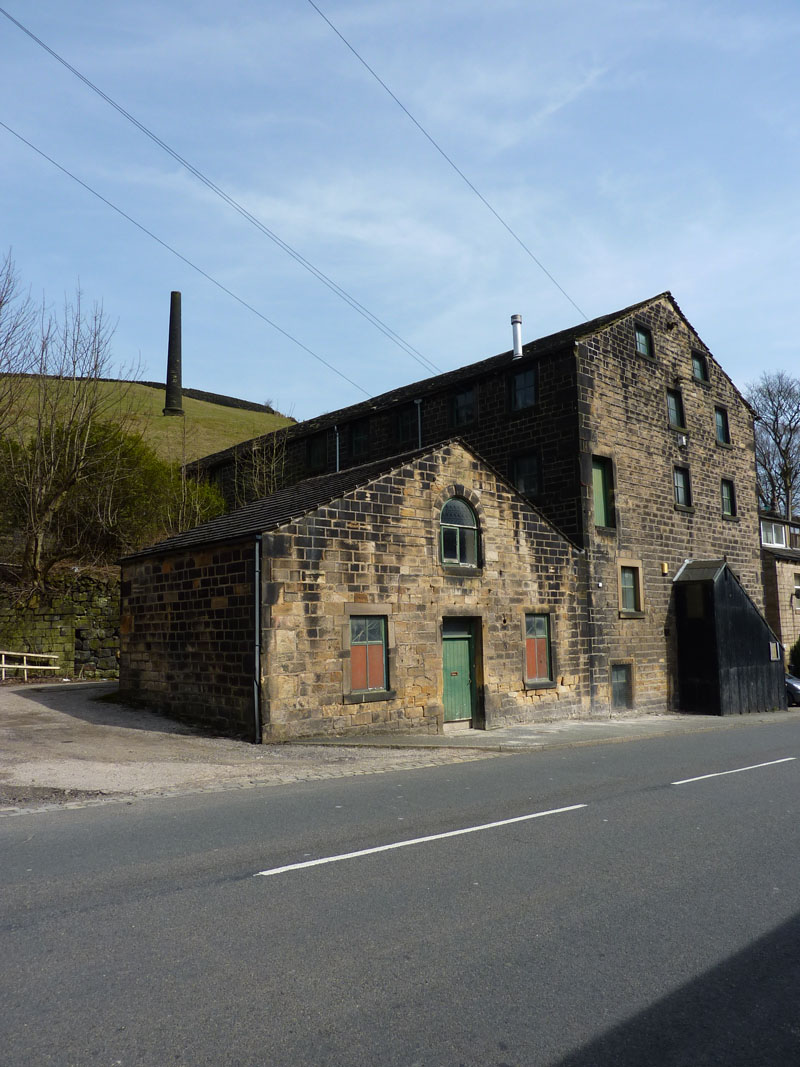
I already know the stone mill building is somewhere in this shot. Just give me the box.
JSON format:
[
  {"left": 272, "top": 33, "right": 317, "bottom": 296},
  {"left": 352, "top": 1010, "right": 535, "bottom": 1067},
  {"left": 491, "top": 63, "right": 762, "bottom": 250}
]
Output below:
[{"left": 120, "top": 293, "right": 785, "bottom": 740}]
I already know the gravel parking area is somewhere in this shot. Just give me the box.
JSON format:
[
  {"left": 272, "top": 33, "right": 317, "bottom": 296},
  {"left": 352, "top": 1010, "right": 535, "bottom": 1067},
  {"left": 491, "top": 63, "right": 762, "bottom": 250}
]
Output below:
[{"left": 0, "top": 682, "right": 496, "bottom": 813}]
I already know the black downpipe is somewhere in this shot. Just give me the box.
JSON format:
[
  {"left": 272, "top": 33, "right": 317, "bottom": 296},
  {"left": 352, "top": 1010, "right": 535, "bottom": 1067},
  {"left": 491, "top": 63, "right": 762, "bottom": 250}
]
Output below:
[{"left": 253, "top": 534, "right": 262, "bottom": 743}]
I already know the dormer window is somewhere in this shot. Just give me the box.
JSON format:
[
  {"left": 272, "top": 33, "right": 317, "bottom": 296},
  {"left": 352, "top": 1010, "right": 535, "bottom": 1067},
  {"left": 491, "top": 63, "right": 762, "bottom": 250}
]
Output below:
[{"left": 440, "top": 497, "right": 478, "bottom": 567}]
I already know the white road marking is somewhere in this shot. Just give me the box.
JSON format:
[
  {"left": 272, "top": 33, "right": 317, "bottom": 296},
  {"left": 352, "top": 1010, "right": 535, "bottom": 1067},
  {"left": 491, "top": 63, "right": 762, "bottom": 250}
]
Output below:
[
  {"left": 254, "top": 803, "right": 587, "bottom": 878},
  {"left": 672, "top": 757, "right": 796, "bottom": 786}
]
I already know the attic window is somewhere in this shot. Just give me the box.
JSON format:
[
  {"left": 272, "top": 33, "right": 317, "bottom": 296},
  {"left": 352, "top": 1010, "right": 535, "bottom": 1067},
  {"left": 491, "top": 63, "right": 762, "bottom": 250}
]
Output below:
[
  {"left": 692, "top": 351, "right": 709, "bottom": 382},
  {"left": 635, "top": 324, "right": 654, "bottom": 359}
]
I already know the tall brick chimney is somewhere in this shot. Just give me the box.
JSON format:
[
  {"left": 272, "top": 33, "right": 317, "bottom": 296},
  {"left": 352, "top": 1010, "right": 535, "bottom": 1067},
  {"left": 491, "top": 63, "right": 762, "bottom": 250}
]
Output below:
[{"left": 163, "top": 291, "right": 183, "bottom": 416}]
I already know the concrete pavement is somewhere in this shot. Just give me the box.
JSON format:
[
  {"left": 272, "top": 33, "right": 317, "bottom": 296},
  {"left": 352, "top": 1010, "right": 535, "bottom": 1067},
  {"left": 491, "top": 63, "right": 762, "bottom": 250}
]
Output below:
[{"left": 1, "top": 679, "right": 797, "bottom": 813}]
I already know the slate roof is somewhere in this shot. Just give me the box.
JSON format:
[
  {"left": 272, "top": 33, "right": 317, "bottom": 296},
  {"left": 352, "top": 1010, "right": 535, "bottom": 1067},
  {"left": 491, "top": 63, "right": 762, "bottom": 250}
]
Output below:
[
  {"left": 125, "top": 436, "right": 582, "bottom": 562},
  {"left": 762, "top": 546, "right": 800, "bottom": 563},
  {"left": 673, "top": 559, "right": 729, "bottom": 583},
  {"left": 124, "top": 444, "right": 441, "bottom": 560},
  {"left": 191, "top": 291, "right": 699, "bottom": 472}
]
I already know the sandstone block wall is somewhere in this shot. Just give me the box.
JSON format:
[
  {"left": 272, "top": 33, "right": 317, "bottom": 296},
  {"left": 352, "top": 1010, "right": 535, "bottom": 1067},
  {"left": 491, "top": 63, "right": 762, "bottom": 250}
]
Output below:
[
  {"left": 260, "top": 443, "right": 590, "bottom": 740},
  {"left": 577, "top": 297, "right": 762, "bottom": 713},
  {"left": 120, "top": 544, "right": 256, "bottom": 737}
]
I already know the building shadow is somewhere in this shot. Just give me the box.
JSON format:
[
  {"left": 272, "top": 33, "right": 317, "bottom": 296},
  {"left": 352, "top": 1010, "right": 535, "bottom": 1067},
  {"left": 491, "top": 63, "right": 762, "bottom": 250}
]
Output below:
[
  {"left": 554, "top": 910, "right": 800, "bottom": 1066},
  {"left": 11, "top": 682, "right": 201, "bottom": 736}
]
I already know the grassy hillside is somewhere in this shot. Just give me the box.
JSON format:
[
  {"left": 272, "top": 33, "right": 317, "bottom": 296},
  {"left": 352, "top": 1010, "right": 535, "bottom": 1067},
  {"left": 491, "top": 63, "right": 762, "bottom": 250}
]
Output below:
[
  {"left": 119, "top": 383, "right": 291, "bottom": 464},
  {"left": 11, "top": 380, "right": 292, "bottom": 465}
]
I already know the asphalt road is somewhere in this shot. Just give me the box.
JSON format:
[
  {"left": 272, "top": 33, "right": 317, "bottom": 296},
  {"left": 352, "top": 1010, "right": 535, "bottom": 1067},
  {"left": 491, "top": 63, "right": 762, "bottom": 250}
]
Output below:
[{"left": 3, "top": 719, "right": 800, "bottom": 1066}]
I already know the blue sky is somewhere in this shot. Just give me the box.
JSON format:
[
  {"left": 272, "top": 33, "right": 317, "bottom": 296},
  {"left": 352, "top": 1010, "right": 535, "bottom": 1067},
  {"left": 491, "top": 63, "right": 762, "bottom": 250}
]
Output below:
[{"left": 2, "top": 1, "right": 799, "bottom": 421}]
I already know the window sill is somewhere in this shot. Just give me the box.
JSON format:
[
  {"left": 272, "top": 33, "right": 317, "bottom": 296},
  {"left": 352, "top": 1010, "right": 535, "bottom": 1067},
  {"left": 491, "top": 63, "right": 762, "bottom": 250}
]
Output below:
[
  {"left": 674, "top": 503, "right": 695, "bottom": 514},
  {"left": 344, "top": 689, "right": 396, "bottom": 705},
  {"left": 442, "top": 564, "right": 482, "bottom": 577},
  {"left": 722, "top": 513, "right": 739, "bottom": 522},
  {"left": 594, "top": 524, "right": 617, "bottom": 536},
  {"left": 669, "top": 423, "right": 688, "bottom": 434},
  {"left": 715, "top": 440, "right": 733, "bottom": 450},
  {"left": 692, "top": 377, "right": 711, "bottom": 388},
  {"left": 524, "top": 679, "right": 556, "bottom": 690},
  {"left": 619, "top": 610, "right": 645, "bottom": 620}
]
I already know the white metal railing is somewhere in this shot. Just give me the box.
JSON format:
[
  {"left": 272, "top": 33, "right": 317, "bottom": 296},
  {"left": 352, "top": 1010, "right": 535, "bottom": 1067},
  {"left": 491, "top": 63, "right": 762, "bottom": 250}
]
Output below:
[{"left": 0, "top": 650, "right": 61, "bottom": 682}]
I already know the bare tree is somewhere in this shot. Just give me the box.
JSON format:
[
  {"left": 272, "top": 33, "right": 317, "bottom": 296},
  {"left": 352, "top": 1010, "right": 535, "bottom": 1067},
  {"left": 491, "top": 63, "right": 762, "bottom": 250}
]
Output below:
[
  {"left": 0, "top": 286, "right": 140, "bottom": 586},
  {"left": 232, "top": 427, "right": 289, "bottom": 508},
  {"left": 746, "top": 371, "right": 800, "bottom": 519},
  {"left": 0, "top": 252, "right": 36, "bottom": 437}
]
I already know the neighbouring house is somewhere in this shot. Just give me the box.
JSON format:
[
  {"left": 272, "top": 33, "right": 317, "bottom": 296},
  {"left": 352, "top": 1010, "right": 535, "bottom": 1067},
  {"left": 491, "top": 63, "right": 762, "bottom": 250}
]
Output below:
[
  {"left": 120, "top": 292, "right": 786, "bottom": 739},
  {"left": 760, "top": 511, "right": 800, "bottom": 662}
]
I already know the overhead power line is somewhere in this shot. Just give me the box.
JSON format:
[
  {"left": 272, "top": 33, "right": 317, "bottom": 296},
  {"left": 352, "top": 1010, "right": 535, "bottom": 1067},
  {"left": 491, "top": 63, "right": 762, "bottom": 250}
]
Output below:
[
  {"left": 307, "top": 0, "right": 588, "bottom": 321},
  {"left": 0, "top": 6, "right": 440, "bottom": 376},
  {"left": 0, "top": 119, "right": 371, "bottom": 398}
]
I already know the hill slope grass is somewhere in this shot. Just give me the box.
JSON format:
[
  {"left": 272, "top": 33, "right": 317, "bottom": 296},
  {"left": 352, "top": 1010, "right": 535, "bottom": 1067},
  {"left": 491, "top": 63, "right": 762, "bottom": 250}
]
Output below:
[{"left": 12, "top": 380, "right": 291, "bottom": 465}]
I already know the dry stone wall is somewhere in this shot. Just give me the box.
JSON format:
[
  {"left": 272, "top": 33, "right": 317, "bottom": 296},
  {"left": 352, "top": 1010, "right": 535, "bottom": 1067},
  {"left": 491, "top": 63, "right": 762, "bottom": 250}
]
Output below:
[{"left": 0, "top": 573, "right": 120, "bottom": 679}]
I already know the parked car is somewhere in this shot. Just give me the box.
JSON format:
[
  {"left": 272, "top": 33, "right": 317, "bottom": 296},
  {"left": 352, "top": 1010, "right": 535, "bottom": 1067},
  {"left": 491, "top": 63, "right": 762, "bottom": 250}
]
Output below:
[{"left": 787, "top": 674, "right": 800, "bottom": 707}]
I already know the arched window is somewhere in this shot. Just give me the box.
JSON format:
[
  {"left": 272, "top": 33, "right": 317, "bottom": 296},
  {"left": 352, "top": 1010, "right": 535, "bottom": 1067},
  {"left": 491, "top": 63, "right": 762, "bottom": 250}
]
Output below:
[{"left": 440, "top": 497, "right": 479, "bottom": 567}]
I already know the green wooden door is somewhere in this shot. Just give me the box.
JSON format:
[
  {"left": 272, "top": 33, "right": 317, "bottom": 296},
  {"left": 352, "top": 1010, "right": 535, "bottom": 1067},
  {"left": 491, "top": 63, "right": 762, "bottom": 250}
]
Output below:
[{"left": 443, "top": 635, "right": 473, "bottom": 722}]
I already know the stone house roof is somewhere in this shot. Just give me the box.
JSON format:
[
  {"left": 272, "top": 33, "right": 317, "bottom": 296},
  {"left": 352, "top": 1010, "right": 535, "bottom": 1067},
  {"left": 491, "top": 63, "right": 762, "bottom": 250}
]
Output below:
[
  {"left": 127, "top": 439, "right": 578, "bottom": 561},
  {"left": 190, "top": 290, "right": 724, "bottom": 474}
]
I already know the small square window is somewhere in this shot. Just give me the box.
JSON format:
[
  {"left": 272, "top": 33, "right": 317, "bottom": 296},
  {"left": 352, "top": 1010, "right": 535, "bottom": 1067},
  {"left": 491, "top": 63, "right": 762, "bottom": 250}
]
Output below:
[
  {"left": 692, "top": 351, "right": 709, "bottom": 382},
  {"left": 673, "top": 466, "right": 692, "bottom": 507},
  {"left": 525, "top": 614, "right": 552, "bottom": 683},
  {"left": 721, "top": 479, "right": 737, "bottom": 517},
  {"left": 510, "top": 367, "right": 536, "bottom": 411},
  {"left": 512, "top": 452, "right": 541, "bottom": 498},
  {"left": 667, "top": 389, "right": 686, "bottom": 429},
  {"left": 451, "top": 388, "right": 476, "bottom": 427},
  {"left": 715, "top": 407, "right": 731, "bottom": 445},
  {"left": 350, "top": 615, "right": 388, "bottom": 692},
  {"left": 592, "top": 456, "right": 616, "bottom": 528},
  {"left": 635, "top": 324, "right": 654, "bottom": 358}
]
